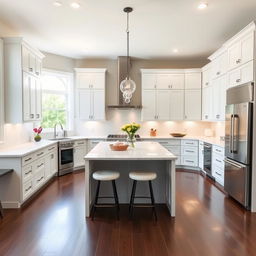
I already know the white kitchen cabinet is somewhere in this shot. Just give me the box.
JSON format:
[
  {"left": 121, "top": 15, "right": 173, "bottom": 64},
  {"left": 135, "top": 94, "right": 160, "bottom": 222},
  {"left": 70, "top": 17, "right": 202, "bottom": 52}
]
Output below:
[
  {"left": 75, "top": 69, "right": 106, "bottom": 89},
  {"left": 45, "top": 150, "right": 58, "bottom": 179},
  {"left": 170, "top": 90, "right": 184, "bottom": 120},
  {"left": 202, "top": 86, "right": 213, "bottom": 121},
  {"left": 212, "top": 75, "right": 227, "bottom": 121},
  {"left": 78, "top": 89, "right": 105, "bottom": 121},
  {"left": 202, "top": 64, "right": 212, "bottom": 88},
  {"left": 227, "top": 32, "right": 254, "bottom": 71},
  {"left": 185, "top": 72, "right": 201, "bottom": 89},
  {"left": 74, "top": 146, "right": 87, "bottom": 168},
  {"left": 141, "top": 73, "right": 157, "bottom": 89},
  {"left": 141, "top": 90, "right": 156, "bottom": 120},
  {"left": 184, "top": 90, "right": 201, "bottom": 120},
  {"left": 227, "top": 60, "right": 254, "bottom": 88},
  {"left": 211, "top": 51, "right": 228, "bottom": 80},
  {"left": 212, "top": 145, "right": 225, "bottom": 186},
  {"left": 4, "top": 37, "right": 44, "bottom": 123},
  {"left": 156, "top": 90, "right": 170, "bottom": 120},
  {"left": 157, "top": 74, "right": 184, "bottom": 89}
]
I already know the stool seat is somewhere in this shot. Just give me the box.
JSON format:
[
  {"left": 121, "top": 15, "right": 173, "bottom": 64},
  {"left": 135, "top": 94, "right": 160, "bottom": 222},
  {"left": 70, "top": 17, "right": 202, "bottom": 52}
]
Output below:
[
  {"left": 93, "top": 171, "right": 120, "bottom": 181},
  {"left": 129, "top": 171, "right": 157, "bottom": 181}
]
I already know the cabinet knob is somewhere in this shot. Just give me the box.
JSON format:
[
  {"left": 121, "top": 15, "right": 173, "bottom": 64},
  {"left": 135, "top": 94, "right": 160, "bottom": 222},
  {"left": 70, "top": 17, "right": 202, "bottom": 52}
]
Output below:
[
  {"left": 216, "top": 71, "right": 220, "bottom": 75},
  {"left": 205, "top": 115, "right": 208, "bottom": 119},
  {"left": 236, "top": 59, "right": 241, "bottom": 64},
  {"left": 236, "top": 78, "right": 241, "bottom": 83},
  {"left": 36, "top": 72, "right": 39, "bottom": 75},
  {"left": 36, "top": 114, "right": 40, "bottom": 118},
  {"left": 29, "top": 67, "right": 33, "bottom": 72},
  {"left": 30, "top": 114, "right": 34, "bottom": 118},
  {"left": 216, "top": 114, "right": 220, "bottom": 119}
]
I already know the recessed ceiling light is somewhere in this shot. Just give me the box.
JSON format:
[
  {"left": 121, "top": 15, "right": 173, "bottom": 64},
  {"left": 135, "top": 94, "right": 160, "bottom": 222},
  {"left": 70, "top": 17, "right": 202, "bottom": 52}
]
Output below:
[
  {"left": 173, "top": 49, "right": 179, "bottom": 53},
  {"left": 198, "top": 2, "right": 208, "bottom": 9},
  {"left": 53, "top": 1, "right": 62, "bottom": 7},
  {"left": 70, "top": 2, "right": 80, "bottom": 9}
]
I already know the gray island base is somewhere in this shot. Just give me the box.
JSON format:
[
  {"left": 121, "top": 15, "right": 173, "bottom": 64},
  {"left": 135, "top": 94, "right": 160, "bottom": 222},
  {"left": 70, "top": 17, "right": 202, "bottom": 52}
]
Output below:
[{"left": 84, "top": 141, "right": 177, "bottom": 217}]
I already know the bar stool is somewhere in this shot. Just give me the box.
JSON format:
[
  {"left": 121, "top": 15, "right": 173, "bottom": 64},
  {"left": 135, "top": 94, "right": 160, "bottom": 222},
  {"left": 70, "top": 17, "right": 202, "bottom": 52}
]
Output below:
[
  {"left": 129, "top": 171, "right": 157, "bottom": 221},
  {"left": 91, "top": 171, "right": 120, "bottom": 220}
]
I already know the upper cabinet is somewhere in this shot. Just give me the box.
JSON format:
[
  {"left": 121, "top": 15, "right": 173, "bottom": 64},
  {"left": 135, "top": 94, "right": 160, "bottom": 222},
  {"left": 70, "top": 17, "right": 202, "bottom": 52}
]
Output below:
[
  {"left": 141, "top": 69, "right": 201, "bottom": 121},
  {"left": 75, "top": 68, "right": 106, "bottom": 121},
  {"left": 202, "top": 63, "right": 212, "bottom": 88},
  {"left": 209, "top": 49, "right": 228, "bottom": 80},
  {"left": 4, "top": 37, "right": 44, "bottom": 123}
]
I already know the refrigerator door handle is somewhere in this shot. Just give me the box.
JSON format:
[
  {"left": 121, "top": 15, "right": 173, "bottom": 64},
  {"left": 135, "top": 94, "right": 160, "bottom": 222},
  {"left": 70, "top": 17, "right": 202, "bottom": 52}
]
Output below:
[
  {"left": 230, "top": 114, "right": 234, "bottom": 153},
  {"left": 233, "top": 114, "right": 239, "bottom": 153},
  {"left": 224, "top": 158, "right": 247, "bottom": 169}
]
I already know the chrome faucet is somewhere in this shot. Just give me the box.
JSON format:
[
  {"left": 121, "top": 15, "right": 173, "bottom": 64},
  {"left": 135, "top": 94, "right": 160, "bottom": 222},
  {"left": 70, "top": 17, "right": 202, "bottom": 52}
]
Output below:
[{"left": 54, "top": 122, "right": 64, "bottom": 139}]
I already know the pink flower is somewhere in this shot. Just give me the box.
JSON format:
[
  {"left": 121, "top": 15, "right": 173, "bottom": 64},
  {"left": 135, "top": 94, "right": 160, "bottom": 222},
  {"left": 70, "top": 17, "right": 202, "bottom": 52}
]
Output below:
[
  {"left": 33, "top": 128, "right": 38, "bottom": 133},
  {"left": 38, "top": 127, "right": 43, "bottom": 134}
]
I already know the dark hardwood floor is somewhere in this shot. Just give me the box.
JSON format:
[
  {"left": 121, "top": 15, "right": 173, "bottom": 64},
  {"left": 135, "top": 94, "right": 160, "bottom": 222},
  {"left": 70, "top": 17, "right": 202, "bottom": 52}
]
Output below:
[{"left": 1, "top": 170, "right": 256, "bottom": 256}]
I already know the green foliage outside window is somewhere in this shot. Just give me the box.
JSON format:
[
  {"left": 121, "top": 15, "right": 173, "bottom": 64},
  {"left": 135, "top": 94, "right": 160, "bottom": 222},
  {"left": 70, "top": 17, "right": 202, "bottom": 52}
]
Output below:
[{"left": 41, "top": 94, "right": 67, "bottom": 129}]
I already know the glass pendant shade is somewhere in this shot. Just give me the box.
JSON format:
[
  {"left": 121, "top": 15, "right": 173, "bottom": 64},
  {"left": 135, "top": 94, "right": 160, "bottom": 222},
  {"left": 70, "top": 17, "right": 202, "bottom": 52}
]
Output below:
[{"left": 120, "top": 77, "right": 136, "bottom": 103}]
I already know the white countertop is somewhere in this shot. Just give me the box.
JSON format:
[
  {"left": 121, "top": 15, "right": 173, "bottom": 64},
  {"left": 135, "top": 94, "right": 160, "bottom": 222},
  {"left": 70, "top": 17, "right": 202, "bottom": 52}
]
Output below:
[
  {"left": 84, "top": 141, "right": 177, "bottom": 160},
  {"left": 0, "top": 140, "right": 57, "bottom": 157}
]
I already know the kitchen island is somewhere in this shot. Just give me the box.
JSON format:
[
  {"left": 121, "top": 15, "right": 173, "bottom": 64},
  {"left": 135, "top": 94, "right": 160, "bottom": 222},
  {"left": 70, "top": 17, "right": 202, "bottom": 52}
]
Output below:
[{"left": 84, "top": 141, "right": 177, "bottom": 217}]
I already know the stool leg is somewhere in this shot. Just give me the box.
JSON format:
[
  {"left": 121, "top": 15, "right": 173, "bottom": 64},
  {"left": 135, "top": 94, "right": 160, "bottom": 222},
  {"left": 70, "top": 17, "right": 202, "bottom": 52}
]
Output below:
[
  {"left": 149, "top": 181, "right": 157, "bottom": 221},
  {"left": 129, "top": 180, "right": 136, "bottom": 212},
  {"left": 0, "top": 201, "right": 3, "bottom": 218},
  {"left": 130, "top": 180, "right": 137, "bottom": 219},
  {"left": 112, "top": 180, "right": 119, "bottom": 220},
  {"left": 91, "top": 180, "right": 101, "bottom": 221}
]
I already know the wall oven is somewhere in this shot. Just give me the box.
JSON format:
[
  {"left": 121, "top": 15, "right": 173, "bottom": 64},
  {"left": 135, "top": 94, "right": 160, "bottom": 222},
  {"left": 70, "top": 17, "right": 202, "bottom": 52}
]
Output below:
[
  {"left": 203, "top": 142, "right": 212, "bottom": 176},
  {"left": 58, "top": 140, "right": 74, "bottom": 176}
]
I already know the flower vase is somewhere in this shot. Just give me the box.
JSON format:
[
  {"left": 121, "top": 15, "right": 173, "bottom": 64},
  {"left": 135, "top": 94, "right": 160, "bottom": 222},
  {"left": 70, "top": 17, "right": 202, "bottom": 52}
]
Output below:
[
  {"left": 127, "top": 134, "right": 136, "bottom": 147},
  {"left": 34, "top": 135, "right": 41, "bottom": 142}
]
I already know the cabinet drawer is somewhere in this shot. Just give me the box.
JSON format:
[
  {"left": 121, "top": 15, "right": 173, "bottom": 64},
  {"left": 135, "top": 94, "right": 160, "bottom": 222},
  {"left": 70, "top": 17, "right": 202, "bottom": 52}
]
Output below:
[
  {"left": 182, "top": 146, "right": 198, "bottom": 156},
  {"left": 46, "top": 144, "right": 57, "bottom": 153},
  {"left": 34, "top": 158, "right": 45, "bottom": 173},
  {"left": 181, "top": 140, "right": 198, "bottom": 147},
  {"left": 181, "top": 156, "right": 198, "bottom": 167},
  {"left": 22, "top": 165, "right": 33, "bottom": 182},
  {"left": 213, "top": 165, "right": 224, "bottom": 186},
  {"left": 34, "top": 149, "right": 46, "bottom": 158},
  {"left": 23, "top": 179, "right": 33, "bottom": 200},
  {"left": 212, "top": 145, "right": 224, "bottom": 156},
  {"left": 212, "top": 153, "right": 224, "bottom": 169},
  {"left": 33, "top": 169, "right": 45, "bottom": 190},
  {"left": 22, "top": 154, "right": 34, "bottom": 166},
  {"left": 74, "top": 140, "right": 86, "bottom": 147},
  {"left": 157, "top": 139, "right": 181, "bottom": 146},
  {"left": 165, "top": 146, "right": 181, "bottom": 156}
]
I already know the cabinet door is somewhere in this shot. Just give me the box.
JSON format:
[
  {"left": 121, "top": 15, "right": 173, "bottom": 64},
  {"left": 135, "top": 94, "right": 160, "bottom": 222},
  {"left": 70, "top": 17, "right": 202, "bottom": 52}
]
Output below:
[
  {"left": 141, "top": 90, "right": 156, "bottom": 121},
  {"left": 184, "top": 90, "right": 201, "bottom": 120},
  {"left": 91, "top": 73, "right": 105, "bottom": 89},
  {"left": 78, "top": 90, "right": 91, "bottom": 120},
  {"left": 241, "top": 33, "right": 254, "bottom": 65},
  {"left": 202, "top": 86, "right": 212, "bottom": 121},
  {"left": 74, "top": 146, "right": 87, "bottom": 168},
  {"left": 170, "top": 74, "right": 184, "bottom": 89},
  {"left": 219, "top": 52, "right": 228, "bottom": 75},
  {"left": 22, "top": 46, "right": 30, "bottom": 73},
  {"left": 228, "top": 42, "right": 241, "bottom": 70},
  {"left": 77, "top": 73, "right": 92, "bottom": 89},
  {"left": 29, "top": 52, "right": 36, "bottom": 74},
  {"left": 185, "top": 73, "right": 201, "bottom": 89},
  {"left": 227, "top": 68, "right": 240, "bottom": 88},
  {"left": 35, "top": 57, "right": 42, "bottom": 76},
  {"left": 35, "top": 78, "right": 42, "bottom": 120},
  {"left": 240, "top": 61, "right": 254, "bottom": 85},
  {"left": 202, "top": 68, "right": 211, "bottom": 88},
  {"left": 142, "top": 74, "right": 157, "bottom": 89},
  {"left": 156, "top": 90, "right": 170, "bottom": 120},
  {"left": 23, "top": 72, "right": 31, "bottom": 121},
  {"left": 170, "top": 90, "right": 184, "bottom": 120},
  {"left": 50, "top": 151, "right": 58, "bottom": 176},
  {"left": 92, "top": 89, "right": 105, "bottom": 120},
  {"left": 30, "top": 76, "right": 36, "bottom": 120},
  {"left": 157, "top": 74, "right": 171, "bottom": 89}
]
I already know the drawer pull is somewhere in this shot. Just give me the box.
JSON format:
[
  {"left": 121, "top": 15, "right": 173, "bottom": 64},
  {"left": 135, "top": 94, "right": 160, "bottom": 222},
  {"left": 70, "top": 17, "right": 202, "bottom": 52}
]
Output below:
[
  {"left": 215, "top": 159, "right": 222, "bottom": 163},
  {"left": 216, "top": 149, "right": 221, "bottom": 152},
  {"left": 185, "top": 150, "right": 195, "bottom": 153},
  {"left": 48, "top": 147, "right": 55, "bottom": 151},
  {"left": 37, "top": 152, "right": 44, "bottom": 157},
  {"left": 25, "top": 157, "right": 32, "bottom": 162},
  {"left": 77, "top": 142, "right": 85, "bottom": 145},
  {"left": 160, "top": 142, "right": 168, "bottom": 144},
  {"left": 25, "top": 170, "right": 32, "bottom": 175},
  {"left": 25, "top": 185, "right": 32, "bottom": 192},
  {"left": 215, "top": 172, "right": 222, "bottom": 176},
  {"left": 37, "top": 177, "right": 44, "bottom": 182},
  {"left": 186, "top": 160, "right": 194, "bottom": 163},
  {"left": 185, "top": 142, "right": 194, "bottom": 145},
  {"left": 37, "top": 163, "right": 44, "bottom": 168}
]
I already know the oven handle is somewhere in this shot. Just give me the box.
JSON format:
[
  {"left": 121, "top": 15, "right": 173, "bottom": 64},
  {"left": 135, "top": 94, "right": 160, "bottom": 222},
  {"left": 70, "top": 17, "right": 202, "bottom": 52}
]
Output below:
[
  {"left": 224, "top": 158, "right": 246, "bottom": 169},
  {"left": 60, "top": 147, "right": 74, "bottom": 150}
]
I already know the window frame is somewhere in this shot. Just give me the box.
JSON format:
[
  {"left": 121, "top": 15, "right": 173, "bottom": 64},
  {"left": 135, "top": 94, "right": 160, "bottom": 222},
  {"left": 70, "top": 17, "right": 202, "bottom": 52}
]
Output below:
[{"left": 41, "top": 69, "right": 74, "bottom": 133}]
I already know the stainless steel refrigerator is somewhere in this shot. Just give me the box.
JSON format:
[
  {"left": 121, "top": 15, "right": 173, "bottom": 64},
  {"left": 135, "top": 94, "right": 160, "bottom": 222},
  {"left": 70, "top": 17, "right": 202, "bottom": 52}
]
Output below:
[{"left": 225, "top": 82, "right": 254, "bottom": 209}]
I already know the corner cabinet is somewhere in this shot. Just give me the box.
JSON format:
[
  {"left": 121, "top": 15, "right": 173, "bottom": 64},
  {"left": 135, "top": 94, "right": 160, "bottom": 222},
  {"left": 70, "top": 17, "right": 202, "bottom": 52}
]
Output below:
[
  {"left": 141, "top": 69, "right": 201, "bottom": 121},
  {"left": 75, "top": 68, "right": 106, "bottom": 121},
  {"left": 4, "top": 38, "right": 44, "bottom": 123}
]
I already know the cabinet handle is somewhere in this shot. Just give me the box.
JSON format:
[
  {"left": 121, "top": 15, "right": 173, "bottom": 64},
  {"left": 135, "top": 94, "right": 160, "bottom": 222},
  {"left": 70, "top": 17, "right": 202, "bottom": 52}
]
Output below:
[
  {"left": 37, "top": 176, "right": 44, "bottom": 182},
  {"left": 186, "top": 160, "right": 194, "bottom": 163},
  {"left": 29, "top": 67, "right": 33, "bottom": 72},
  {"left": 25, "top": 185, "right": 32, "bottom": 192},
  {"left": 185, "top": 150, "right": 195, "bottom": 153},
  {"left": 185, "top": 143, "right": 194, "bottom": 145},
  {"left": 30, "top": 114, "right": 34, "bottom": 118},
  {"left": 215, "top": 171, "right": 222, "bottom": 176},
  {"left": 205, "top": 115, "right": 208, "bottom": 119},
  {"left": 216, "top": 114, "right": 220, "bottom": 119},
  {"left": 37, "top": 152, "right": 44, "bottom": 157},
  {"left": 236, "top": 79, "right": 241, "bottom": 83},
  {"left": 236, "top": 59, "right": 241, "bottom": 64},
  {"left": 36, "top": 114, "right": 40, "bottom": 119},
  {"left": 216, "top": 149, "right": 221, "bottom": 152},
  {"left": 77, "top": 142, "right": 84, "bottom": 145},
  {"left": 216, "top": 71, "right": 220, "bottom": 75},
  {"left": 216, "top": 159, "right": 222, "bottom": 163},
  {"left": 25, "top": 157, "right": 32, "bottom": 162},
  {"left": 154, "top": 85, "right": 157, "bottom": 89},
  {"left": 48, "top": 147, "right": 55, "bottom": 151},
  {"left": 25, "top": 170, "right": 32, "bottom": 175},
  {"left": 205, "top": 82, "right": 209, "bottom": 86},
  {"left": 51, "top": 154, "right": 54, "bottom": 159},
  {"left": 37, "top": 163, "right": 44, "bottom": 168}
]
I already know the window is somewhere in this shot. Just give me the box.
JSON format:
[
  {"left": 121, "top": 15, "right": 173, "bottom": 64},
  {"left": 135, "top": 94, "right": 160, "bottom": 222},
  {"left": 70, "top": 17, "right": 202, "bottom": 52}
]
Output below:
[{"left": 41, "top": 70, "right": 73, "bottom": 130}]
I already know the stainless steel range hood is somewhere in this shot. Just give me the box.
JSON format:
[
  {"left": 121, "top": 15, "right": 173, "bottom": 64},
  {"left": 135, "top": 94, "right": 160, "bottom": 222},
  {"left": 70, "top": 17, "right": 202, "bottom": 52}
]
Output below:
[{"left": 108, "top": 56, "right": 142, "bottom": 109}]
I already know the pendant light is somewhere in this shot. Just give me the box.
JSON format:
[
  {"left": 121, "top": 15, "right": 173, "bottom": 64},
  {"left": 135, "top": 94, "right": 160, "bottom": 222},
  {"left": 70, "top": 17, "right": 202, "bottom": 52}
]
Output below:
[{"left": 120, "top": 7, "right": 136, "bottom": 104}]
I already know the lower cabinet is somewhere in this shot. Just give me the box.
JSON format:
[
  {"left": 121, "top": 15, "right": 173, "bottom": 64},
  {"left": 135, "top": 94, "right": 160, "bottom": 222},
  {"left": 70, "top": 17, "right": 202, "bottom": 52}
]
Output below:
[
  {"left": 74, "top": 140, "right": 87, "bottom": 168},
  {"left": 181, "top": 140, "right": 199, "bottom": 167},
  {"left": 211, "top": 145, "right": 225, "bottom": 186}
]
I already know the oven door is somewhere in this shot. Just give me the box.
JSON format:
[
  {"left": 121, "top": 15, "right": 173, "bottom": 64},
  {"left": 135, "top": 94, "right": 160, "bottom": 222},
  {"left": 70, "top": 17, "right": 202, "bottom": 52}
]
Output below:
[{"left": 59, "top": 147, "right": 74, "bottom": 170}]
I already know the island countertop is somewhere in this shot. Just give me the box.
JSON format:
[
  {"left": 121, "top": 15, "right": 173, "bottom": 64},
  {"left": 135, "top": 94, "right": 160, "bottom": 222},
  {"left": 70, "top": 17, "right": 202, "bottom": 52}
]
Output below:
[{"left": 84, "top": 141, "right": 178, "bottom": 160}]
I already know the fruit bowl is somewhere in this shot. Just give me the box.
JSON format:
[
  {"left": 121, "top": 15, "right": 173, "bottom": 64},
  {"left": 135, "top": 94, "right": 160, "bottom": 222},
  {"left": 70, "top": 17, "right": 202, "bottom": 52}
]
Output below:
[
  {"left": 110, "top": 143, "right": 129, "bottom": 151},
  {"left": 170, "top": 133, "right": 187, "bottom": 137}
]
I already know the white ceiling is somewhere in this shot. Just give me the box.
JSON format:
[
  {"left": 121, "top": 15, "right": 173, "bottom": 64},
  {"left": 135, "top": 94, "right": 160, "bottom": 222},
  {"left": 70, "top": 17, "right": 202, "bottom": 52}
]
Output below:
[{"left": 0, "top": 0, "right": 256, "bottom": 60}]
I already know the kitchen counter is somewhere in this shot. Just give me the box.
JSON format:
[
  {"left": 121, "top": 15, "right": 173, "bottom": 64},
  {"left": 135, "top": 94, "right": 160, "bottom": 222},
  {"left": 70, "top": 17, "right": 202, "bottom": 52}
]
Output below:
[
  {"left": 0, "top": 140, "right": 57, "bottom": 157},
  {"left": 84, "top": 141, "right": 176, "bottom": 217}
]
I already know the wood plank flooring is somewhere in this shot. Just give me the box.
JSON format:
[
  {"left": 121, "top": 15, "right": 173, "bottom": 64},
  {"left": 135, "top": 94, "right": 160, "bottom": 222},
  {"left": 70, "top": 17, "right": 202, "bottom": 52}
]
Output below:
[{"left": 1, "top": 170, "right": 256, "bottom": 256}]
